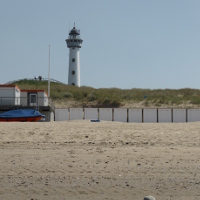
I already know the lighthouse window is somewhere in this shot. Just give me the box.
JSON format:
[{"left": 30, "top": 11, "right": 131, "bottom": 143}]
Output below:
[
  {"left": 72, "top": 70, "right": 75, "bottom": 75},
  {"left": 72, "top": 58, "right": 75, "bottom": 62}
]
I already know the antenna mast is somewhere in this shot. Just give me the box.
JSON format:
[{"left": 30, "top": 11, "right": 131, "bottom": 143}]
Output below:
[{"left": 48, "top": 45, "right": 51, "bottom": 97}]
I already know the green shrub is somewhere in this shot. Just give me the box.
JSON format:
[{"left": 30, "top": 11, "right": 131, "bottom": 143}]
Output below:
[
  {"left": 102, "top": 97, "right": 112, "bottom": 105},
  {"left": 88, "top": 91, "right": 97, "bottom": 101},
  {"left": 63, "top": 92, "right": 73, "bottom": 99},
  {"left": 13, "top": 79, "right": 200, "bottom": 107},
  {"left": 190, "top": 98, "right": 200, "bottom": 105},
  {"left": 73, "top": 91, "right": 83, "bottom": 101},
  {"left": 111, "top": 99, "right": 121, "bottom": 107}
]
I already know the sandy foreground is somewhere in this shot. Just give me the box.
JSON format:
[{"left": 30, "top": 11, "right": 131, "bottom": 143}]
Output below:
[{"left": 0, "top": 121, "right": 200, "bottom": 200}]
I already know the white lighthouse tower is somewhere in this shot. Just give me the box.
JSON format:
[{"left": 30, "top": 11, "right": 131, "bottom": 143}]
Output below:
[{"left": 65, "top": 24, "right": 83, "bottom": 87}]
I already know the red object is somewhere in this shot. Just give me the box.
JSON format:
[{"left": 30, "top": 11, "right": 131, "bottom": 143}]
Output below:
[{"left": 0, "top": 116, "right": 42, "bottom": 122}]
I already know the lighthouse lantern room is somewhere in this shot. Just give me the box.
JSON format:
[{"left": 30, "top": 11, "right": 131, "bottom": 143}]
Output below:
[{"left": 65, "top": 24, "right": 83, "bottom": 87}]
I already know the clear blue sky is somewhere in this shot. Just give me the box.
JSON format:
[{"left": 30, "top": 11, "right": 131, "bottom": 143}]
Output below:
[{"left": 1, "top": 0, "right": 200, "bottom": 89}]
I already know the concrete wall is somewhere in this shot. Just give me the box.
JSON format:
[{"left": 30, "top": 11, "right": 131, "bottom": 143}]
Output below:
[
  {"left": 41, "top": 111, "right": 54, "bottom": 122},
  {"left": 99, "top": 108, "right": 112, "bottom": 121},
  {"left": 143, "top": 109, "right": 157, "bottom": 123},
  {"left": 114, "top": 108, "right": 127, "bottom": 122},
  {"left": 53, "top": 108, "right": 200, "bottom": 123},
  {"left": 173, "top": 109, "right": 186, "bottom": 123},
  {"left": 128, "top": 109, "right": 142, "bottom": 123},
  {"left": 84, "top": 108, "right": 98, "bottom": 120},
  {"left": 158, "top": 109, "right": 172, "bottom": 123},
  {"left": 187, "top": 109, "right": 200, "bottom": 122},
  {"left": 55, "top": 109, "right": 69, "bottom": 121},
  {"left": 70, "top": 108, "right": 83, "bottom": 120}
]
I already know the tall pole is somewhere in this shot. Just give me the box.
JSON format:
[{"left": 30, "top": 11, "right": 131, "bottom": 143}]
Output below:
[{"left": 48, "top": 45, "right": 51, "bottom": 97}]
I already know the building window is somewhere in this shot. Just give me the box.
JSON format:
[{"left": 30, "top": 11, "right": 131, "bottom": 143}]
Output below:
[
  {"left": 30, "top": 94, "right": 37, "bottom": 104},
  {"left": 72, "top": 58, "right": 75, "bottom": 62},
  {"left": 72, "top": 70, "right": 75, "bottom": 75},
  {"left": 29, "top": 93, "right": 37, "bottom": 106},
  {"left": 72, "top": 83, "right": 75, "bottom": 86}
]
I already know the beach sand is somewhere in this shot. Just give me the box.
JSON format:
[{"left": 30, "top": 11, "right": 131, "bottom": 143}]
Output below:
[{"left": 0, "top": 121, "right": 200, "bottom": 200}]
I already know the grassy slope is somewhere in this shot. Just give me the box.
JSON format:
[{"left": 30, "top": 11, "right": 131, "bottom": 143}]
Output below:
[{"left": 14, "top": 79, "right": 200, "bottom": 108}]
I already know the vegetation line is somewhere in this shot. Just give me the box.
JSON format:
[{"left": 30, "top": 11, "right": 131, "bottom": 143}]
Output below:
[{"left": 14, "top": 79, "right": 200, "bottom": 108}]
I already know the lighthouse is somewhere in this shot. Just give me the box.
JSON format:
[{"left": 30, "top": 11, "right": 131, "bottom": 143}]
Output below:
[{"left": 65, "top": 24, "right": 83, "bottom": 87}]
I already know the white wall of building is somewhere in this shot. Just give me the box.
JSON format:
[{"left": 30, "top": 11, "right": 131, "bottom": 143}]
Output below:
[
  {"left": 37, "top": 92, "right": 48, "bottom": 106},
  {"left": 128, "top": 108, "right": 142, "bottom": 123},
  {"left": 143, "top": 109, "right": 157, "bottom": 123},
  {"left": 15, "top": 87, "right": 20, "bottom": 105},
  {"left": 0, "top": 86, "right": 20, "bottom": 105},
  {"left": 44, "top": 94, "right": 48, "bottom": 106},
  {"left": 55, "top": 109, "right": 69, "bottom": 121},
  {"left": 173, "top": 109, "right": 186, "bottom": 123},
  {"left": 70, "top": 108, "right": 83, "bottom": 120},
  {"left": 114, "top": 108, "right": 127, "bottom": 122},
  {"left": 99, "top": 108, "right": 112, "bottom": 121},
  {"left": 20, "top": 91, "right": 48, "bottom": 106},
  {"left": 187, "top": 109, "right": 200, "bottom": 122},
  {"left": 158, "top": 109, "right": 172, "bottom": 123},
  {"left": 84, "top": 108, "right": 98, "bottom": 120}
]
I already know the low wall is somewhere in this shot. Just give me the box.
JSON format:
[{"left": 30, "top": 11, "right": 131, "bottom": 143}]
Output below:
[
  {"left": 55, "top": 108, "right": 200, "bottom": 123},
  {"left": 84, "top": 108, "right": 98, "bottom": 120},
  {"left": 70, "top": 108, "right": 83, "bottom": 120},
  {"left": 114, "top": 108, "right": 127, "bottom": 122},
  {"left": 55, "top": 109, "right": 69, "bottom": 121},
  {"left": 187, "top": 109, "right": 200, "bottom": 122},
  {"left": 143, "top": 109, "right": 157, "bottom": 123},
  {"left": 128, "top": 109, "right": 142, "bottom": 123},
  {"left": 99, "top": 108, "right": 112, "bottom": 121},
  {"left": 158, "top": 109, "right": 172, "bottom": 123},
  {"left": 173, "top": 109, "right": 186, "bottom": 123}
]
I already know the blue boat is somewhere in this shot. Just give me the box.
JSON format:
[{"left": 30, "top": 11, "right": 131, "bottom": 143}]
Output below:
[{"left": 0, "top": 109, "right": 45, "bottom": 122}]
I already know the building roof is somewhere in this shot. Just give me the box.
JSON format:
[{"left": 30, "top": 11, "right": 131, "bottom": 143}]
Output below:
[
  {"left": 0, "top": 85, "right": 48, "bottom": 95},
  {"left": 0, "top": 84, "right": 21, "bottom": 91},
  {"left": 21, "top": 90, "right": 48, "bottom": 96}
]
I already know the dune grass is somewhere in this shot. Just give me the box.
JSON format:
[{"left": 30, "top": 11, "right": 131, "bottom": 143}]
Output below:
[{"left": 14, "top": 79, "right": 200, "bottom": 108}]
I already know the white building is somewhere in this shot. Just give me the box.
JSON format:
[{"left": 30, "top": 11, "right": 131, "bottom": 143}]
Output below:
[
  {"left": 0, "top": 85, "right": 54, "bottom": 121},
  {"left": 65, "top": 24, "right": 83, "bottom": 87},
  {"left": 0, "top": 85, "right": 20, "bottom": 106},
  {"left": 20, "top": 89, "right": 48, "bottom": 107}
]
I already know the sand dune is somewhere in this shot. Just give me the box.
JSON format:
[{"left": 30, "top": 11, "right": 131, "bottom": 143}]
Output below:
[{"left": 0, "top": 121, "right": 200, "bottom": 199}]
